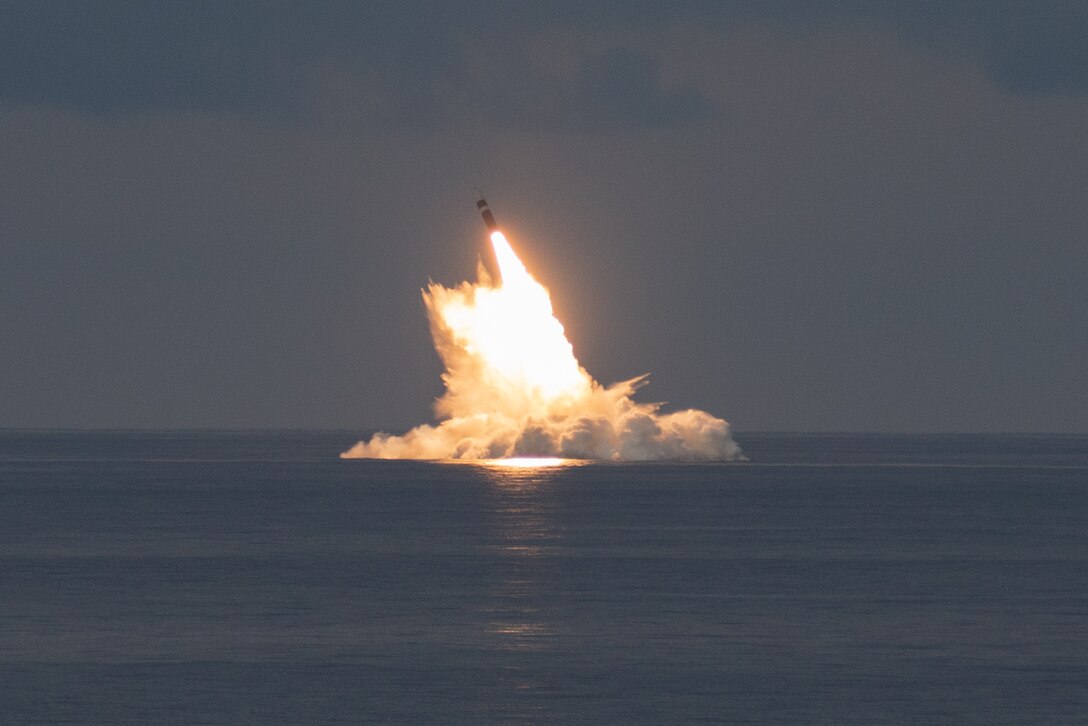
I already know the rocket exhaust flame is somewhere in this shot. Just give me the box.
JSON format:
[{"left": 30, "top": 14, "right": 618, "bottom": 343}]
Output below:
[{"left": 341, "top": 195, "right": 743, "bottom": 462}]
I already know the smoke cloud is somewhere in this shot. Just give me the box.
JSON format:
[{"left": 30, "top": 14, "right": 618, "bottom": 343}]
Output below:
[{"left": 342, "top": 234, "right": 743, "bottom": 461}]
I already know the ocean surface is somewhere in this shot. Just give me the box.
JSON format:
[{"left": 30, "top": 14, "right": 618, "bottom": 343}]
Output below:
[{"left": 2, "top": 431, "right": 1086, "bottom": 724}]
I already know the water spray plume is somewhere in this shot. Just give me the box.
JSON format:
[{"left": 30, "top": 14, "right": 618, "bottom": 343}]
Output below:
[{"left": 342, "top": 197, "right": 743, "bottom": 462}]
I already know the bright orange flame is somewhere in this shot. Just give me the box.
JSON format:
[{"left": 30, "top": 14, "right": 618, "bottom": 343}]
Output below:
[{"left": 437, "top": 231, "right": 591, "bottom": 411}]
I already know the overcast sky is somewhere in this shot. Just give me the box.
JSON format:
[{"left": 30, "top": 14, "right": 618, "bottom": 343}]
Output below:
[{"left": 2, "top": 1, "right": 1086, "bottom": 433}]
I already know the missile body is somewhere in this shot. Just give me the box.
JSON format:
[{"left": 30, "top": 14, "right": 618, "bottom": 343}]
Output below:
[
  {"left": 473, "top": 188, "right": 502, "bottom": 283},
  {"left": 474, "top": 188, "right": 500, "bottom": 232}
]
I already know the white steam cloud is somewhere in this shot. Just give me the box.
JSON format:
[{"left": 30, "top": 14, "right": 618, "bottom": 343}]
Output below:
[{"left": 342, "top": 233, "right": 743, "bottom": 461}]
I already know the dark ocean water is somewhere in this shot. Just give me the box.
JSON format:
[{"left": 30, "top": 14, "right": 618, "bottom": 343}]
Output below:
[{"left": 2, "top": 431, "right": 1086, "bottom": 724}]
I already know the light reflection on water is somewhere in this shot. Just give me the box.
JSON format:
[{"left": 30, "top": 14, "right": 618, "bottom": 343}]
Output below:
[
  {"left": 474, "top": 460, "right": 575, "bottom": 654},
  {"left": 482, "top": 457, "right": 574, "bottom": 469}
]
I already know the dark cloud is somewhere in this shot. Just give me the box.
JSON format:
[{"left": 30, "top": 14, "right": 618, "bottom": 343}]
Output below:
[
  {"left": 977, "top": 3, "right": 1088, "bottom": 95},
  {"left": 2, "top": 1, "right": 1086, "bottom": 128},
  {"left": 0, "top": 1, "right": 719, "bottom": 130},
  {"left": 0, "top": 2, "right": 272, "bottom": 113},
  {"left": 873, "top": 0, "right": 1088, "bottom": 95},
  {"left": 0, "top": 1, "right": 465, "bottom": 118}
]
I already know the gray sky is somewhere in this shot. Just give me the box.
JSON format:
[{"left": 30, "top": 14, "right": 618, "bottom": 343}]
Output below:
[{"left": 2, "top": 1, "right": 1086, "bottom": 433}]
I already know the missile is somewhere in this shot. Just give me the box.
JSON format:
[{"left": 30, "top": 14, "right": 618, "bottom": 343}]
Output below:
[
  {"left": 474, "top": 188, "right": 499, "bottom": 233},
  {"left": 473, "top": 188, "right": 502, "bottom": 283}
]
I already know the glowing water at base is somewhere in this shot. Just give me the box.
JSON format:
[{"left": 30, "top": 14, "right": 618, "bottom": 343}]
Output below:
[{"left": 342, "top": 231, "right": 743, "bottom": 461}]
